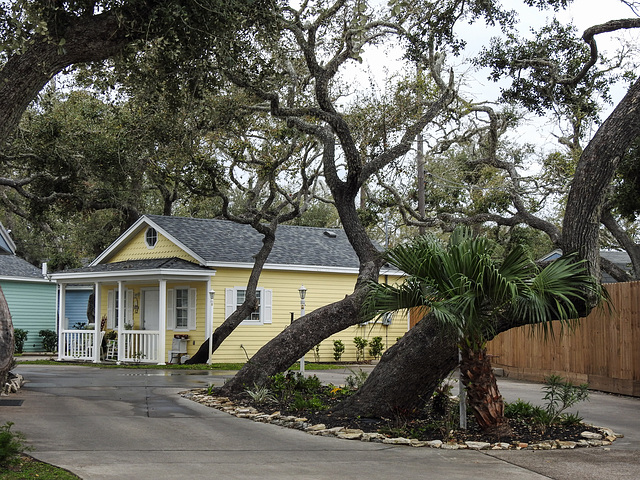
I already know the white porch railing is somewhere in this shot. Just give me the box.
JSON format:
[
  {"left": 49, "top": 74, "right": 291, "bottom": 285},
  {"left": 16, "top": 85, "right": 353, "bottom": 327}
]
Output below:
[
  {"left": 120, "top": 331, "right": 160, "bottom": 363},
  {"left": 60, "top": 330, "right": 101, "bottom": 361}
]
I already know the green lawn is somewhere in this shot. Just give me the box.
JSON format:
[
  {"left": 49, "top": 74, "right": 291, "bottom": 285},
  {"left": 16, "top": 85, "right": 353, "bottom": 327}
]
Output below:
[
  {"left": 0, "top": 455, "right": 80, "bottom": 479},
  {"left": 15, "top": 359, "right": 347, "bottom": 370}
]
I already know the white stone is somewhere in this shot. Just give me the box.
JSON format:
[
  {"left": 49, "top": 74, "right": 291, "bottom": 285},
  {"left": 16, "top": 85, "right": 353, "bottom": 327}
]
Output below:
[
  {"left": 465, "top": 441, "right": 491, "bottom": 450},
  {"left": 337, "top": 432, "right": 363, "bottom": 440},
  {"left": 361, "top": 433, "right": 386, "bottom": 443},
  {"left": 557, "top": 441, "right": 577, "bottom": 449},
  {"left": 382, "top": 437, "right": 413, "bottom": 445},
  {"left": 493, "top": 443, "right": 511, "bottom": 450},
  {"left": 580, "top": 431, "right": 602, "bottom": 440},
  {"left": 440, "top": 443, "right": 460, "bottom": 450},
  {"left": 425, "top": 440, "right": 443, "bottom": 448},
  {"left": 410, "top": 440, "right": 428, "bottom": 447},
  {"left": 306, "top": 424, "right": 327, "bottom": 431}
]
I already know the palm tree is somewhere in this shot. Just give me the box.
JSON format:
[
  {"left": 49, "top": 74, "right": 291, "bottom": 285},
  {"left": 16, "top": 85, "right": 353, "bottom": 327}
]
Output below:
[{"left": 364, "top": 227, "right": 603, "bottom": 434}]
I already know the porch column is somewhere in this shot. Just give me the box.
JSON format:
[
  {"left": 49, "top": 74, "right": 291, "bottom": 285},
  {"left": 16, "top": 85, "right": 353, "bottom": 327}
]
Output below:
[
  {"left": 93, "top": 283, "right": 101, "bottom": 363},
  {"left": 57, "top": 284, "right": 66, "bottom": 360},
  {"left": 117, "top": 281, "right": 124, "bottom": 363},
  {"left": 158, "top": 279, "right": 167, "bottom": 365}
]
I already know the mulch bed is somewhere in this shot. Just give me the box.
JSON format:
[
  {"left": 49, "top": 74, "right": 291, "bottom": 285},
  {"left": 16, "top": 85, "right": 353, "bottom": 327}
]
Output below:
[{"left": 213, "top": 385, "right": 609, "bottom": 446}]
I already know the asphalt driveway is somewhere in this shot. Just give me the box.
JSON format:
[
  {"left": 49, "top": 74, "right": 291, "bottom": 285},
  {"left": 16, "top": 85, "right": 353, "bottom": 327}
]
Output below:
[{"left": 2, "top": 365, "right": 639, "bottom": 479}]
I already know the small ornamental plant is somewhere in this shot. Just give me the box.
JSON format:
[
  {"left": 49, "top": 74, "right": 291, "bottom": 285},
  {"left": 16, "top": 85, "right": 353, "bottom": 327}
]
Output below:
[
  {"left": 333, "top": 340, "right": 345, "bottom": 361},
  {"left": 13, "top": 329, "right": 28, "bottom": 354},
  {"left": 353, "top": 336, "right": 368, "bottom": 361}
]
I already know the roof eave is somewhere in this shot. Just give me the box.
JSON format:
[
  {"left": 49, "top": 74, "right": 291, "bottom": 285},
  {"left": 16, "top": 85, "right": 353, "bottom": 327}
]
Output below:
[{"left": 52, "top": 267, "right": 215, "bottom": 283}]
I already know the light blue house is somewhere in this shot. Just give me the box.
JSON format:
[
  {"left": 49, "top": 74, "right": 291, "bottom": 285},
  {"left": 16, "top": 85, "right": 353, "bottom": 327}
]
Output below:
[{"left": 0, "top": 224, "right": 57, "bottom": 352}]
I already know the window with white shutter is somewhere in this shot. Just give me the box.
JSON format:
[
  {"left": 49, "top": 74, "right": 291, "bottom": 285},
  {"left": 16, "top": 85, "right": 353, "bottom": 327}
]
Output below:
[{"left": 225, "top": 287, "right": 272, "bottom": 325}]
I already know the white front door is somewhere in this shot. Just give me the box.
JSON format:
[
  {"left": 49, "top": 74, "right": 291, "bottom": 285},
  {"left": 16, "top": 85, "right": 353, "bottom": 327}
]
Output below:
[{"left": 142, "top": 289, "right": 160, "bottom": 331}]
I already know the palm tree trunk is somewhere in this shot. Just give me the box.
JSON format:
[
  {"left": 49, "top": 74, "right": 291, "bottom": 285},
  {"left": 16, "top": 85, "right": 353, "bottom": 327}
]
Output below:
[{"left": 459, "top": 342, "right": 508, "bottom": 434}]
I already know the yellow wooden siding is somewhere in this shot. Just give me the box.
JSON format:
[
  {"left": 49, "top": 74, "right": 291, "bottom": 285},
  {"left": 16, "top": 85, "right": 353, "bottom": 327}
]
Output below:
[
  {"left": 109, "top": 229, "right": 198, "bottom": 263},
  {"left": 210, "top": 269, "right": 408, "bottom": 363}
]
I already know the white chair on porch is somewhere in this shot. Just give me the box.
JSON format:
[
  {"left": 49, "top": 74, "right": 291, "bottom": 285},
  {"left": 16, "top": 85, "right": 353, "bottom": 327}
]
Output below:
[
  {"left": 106, "top": 339, "right": 118, "bottom": 361},
  {"left": 169, "top": 337, "right": 188, "bottom": 364}
]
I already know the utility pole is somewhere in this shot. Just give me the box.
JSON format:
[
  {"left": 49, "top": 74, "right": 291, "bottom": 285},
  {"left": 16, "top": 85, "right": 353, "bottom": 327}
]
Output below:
[{"left": 416, "top": 66, "right": 426, "bottom": 235}]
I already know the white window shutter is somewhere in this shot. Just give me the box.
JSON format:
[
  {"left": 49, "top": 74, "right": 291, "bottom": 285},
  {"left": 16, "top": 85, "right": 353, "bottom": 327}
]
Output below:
[
  {"left": 225, "top": 288, "right": 235, "bottom": 320},
  {"left": 167, "top": 289, "right": 175, "bottom": 330},
  {"left": 188, "top": 288, "right": 197, "bottom": 330},
  {"left": 125, "top": 289, "right": 133, "bottom": 324},
  {"left": 263, "top": 289, "right": 272, "bottom": 324},
  {"left": 107, "top": 290, "right": 115, "bottom": 329}
]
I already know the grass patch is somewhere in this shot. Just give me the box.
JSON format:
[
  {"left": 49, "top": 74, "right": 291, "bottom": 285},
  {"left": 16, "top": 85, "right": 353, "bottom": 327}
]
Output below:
[
  {"left": 14, "top": 359, "right": 246, "bottom": 370},
  {"left": 16, "top": 360, "right": 347, "bottom": 370},
  {"left": 0, "top": 455, "right": 80, "bottom": 479}
]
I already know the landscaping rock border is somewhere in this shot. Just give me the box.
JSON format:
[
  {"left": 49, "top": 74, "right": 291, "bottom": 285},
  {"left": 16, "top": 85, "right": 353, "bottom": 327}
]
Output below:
[
  {"left": 1, "top": 372, "right": 25, "bottom": 396},
  {"left": 180, "top": 390, "right": 623, "bottom": 450}
]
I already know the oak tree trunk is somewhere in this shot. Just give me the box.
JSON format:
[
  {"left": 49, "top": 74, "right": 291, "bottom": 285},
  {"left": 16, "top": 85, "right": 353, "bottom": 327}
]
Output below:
[
  {"left": 0, "top": 287, "right": 14, "bottom": 392},
  {"left": 330, "top": 312, "right": 458, "bottom": 419},
  {"left": 563, "top": 76, "right": 640, "bottom": 279}
]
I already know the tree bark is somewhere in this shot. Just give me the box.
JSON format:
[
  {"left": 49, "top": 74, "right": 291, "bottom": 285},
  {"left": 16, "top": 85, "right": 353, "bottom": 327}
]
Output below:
[
  {"left": 330, "top": 312, "right": 458, "bottom": 419},
  {"left": 0, "top": 7, "right": 154, "bottom": 143},
  {"left": 563, "top": 76, "right": 640, "bottom": 278},
  {"left": 0, "top": 287, "right": 14, "bottom": 392}
]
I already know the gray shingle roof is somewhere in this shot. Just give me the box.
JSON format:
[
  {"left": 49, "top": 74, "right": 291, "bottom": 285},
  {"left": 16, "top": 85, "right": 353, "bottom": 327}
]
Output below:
[
  {"left": 146, "top": 215, "right": 362, "bottom": 269},
  {"left": 0, "top": 255, "right": 44, "bottom": 279},
  {"left": 63, "top": 257, "right": 212, "bottom": 274}
]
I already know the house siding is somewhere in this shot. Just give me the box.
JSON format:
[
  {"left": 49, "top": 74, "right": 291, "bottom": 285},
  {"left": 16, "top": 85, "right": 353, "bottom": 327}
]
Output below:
[
  {"left": 109, "top": 229, "right": 198, "bottom": 264},
  {"left": 64, "top": 288, "right": 93, "bottom": 328},
  {"left": 1, "top": 280, "right": 56, "bottom": 352},
  {"left": 210, "top": 269, "right": 407, "bottom": 363}
]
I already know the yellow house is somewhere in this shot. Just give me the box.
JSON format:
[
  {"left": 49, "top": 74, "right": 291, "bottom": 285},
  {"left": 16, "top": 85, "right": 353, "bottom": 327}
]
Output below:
[{"left": 51, "top": 215, "right": 407, "bottom": 364}]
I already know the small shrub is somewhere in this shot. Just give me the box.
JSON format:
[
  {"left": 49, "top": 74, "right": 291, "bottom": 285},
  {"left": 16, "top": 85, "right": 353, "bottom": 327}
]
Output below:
[
  {"left": 333, "top": 340, "right": 345, "bottom": 361},
  {"left": 368, "top": 336, "right": 384, "bottom": 359},
  {"left": 344, "top": 368, "right": 368, "bottom": 389},
  {"left": 353, "top": 336, "right": 368, "bottom": 361},
  {"left": 39, "top": 329, "right": 57, "bottom": 353},
  {"left": 13, "top": 329, "right": 28, "bottom": 354},
  {"left": 504, "top": 399, "right": 536, "bottom": 420},
  {"left": 313, "top": 344, "right": 321, "bottom": 363},
  {"left": 542, "top": 374, "right": 589, "bottom": 425},
  {"left": 291, "top": 392, "right": 327, "bottom": 411},
  {"left": 560, "top": 412, "right": 584, "bottom": 426},
  {"left": 245, "top": 384, "right": 276, "bottom": 405},
  {"left": 0, "top": 422, "right": 28, "bottom": 467}
]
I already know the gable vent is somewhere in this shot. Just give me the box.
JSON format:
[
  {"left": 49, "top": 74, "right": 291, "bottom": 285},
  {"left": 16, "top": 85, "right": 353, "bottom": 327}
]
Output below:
[{"left": 323, "top": 231, "right": 337, "bottom": 238}]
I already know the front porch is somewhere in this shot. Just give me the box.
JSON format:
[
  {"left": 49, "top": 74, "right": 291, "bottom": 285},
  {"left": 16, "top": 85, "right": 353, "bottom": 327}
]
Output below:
[
  {"left": 59, "top": 329, "right": 161, "bottom": 363},
  {"left": 52, "top": 257, "right": 215, "bottom": 365}
]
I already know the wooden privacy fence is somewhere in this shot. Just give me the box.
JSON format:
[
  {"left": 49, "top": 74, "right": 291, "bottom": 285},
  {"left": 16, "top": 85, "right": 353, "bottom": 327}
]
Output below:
[{"left": 486, "top": 281, "right": 640, "bottom": 397}]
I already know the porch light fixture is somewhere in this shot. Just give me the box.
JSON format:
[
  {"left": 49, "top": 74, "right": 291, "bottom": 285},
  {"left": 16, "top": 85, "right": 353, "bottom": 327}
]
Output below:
[
  {"left": 208, "top": 290, "right": 215, "bottom": 365},
  {"left": 298, "top": 285, "right": 307, "bottom": 300},
  {"left": 133, "top": 293, "right": 140, "bottom": 314}
]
